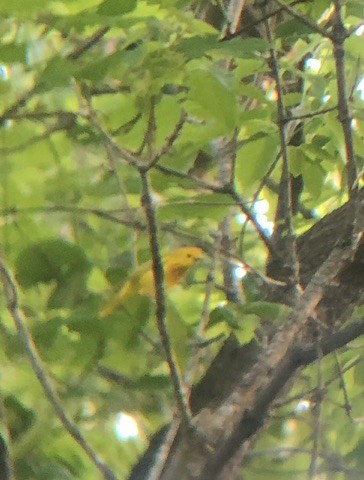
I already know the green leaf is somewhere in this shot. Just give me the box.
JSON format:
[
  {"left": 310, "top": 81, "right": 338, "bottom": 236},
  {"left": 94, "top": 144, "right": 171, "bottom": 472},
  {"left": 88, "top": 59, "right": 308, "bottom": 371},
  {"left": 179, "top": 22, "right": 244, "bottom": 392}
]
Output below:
[
  {"left": 36, "top": 57, "right": 75, "bottom": 92},
  {"left": 346, "top": 438, "right": 364, "bottom": 470},
  {"left": 302, "top": 162, "right": 325, "bottom": 198},
  {"left": 353, "top": 358, "right": 364, "bottom": 385},
  {"left": 176, "top": 34, "right": 220, "bottom": 59},
  {"left": 131, "top": 374, "right": 170, "bottom": 390},
  {"left": 31, "top": 317, "right": 64, "bottom": 351},
  {"left": 236, "top": 135, "right": 279, "bottom": 187},
  {"left": 275, "top": 19, "right": 313, "bottom": 38},
  {"left": 96, "top": 0, "right": 136, "bottom": 16},
  {"left": 288, "top": 145, "right": 306, "bottom": 177},
  {"left": 209, "top": 305, "right": 239, "bottom": 329},
  {"left": 157, "top": 193, "right": 234, "bottom": 221},
  {"left": 239, "top": 84, "right": 267, "bottom": 103},
  {"left": 308, "top": 0, "right": 332, "bottom": 19},
  {"left": 235, "top": 59, "right": 265, "bottom": 79},
  {"left": 4, "top": 395, "right": 35, "bottom": 440},
  {"left": 239, "top": 301, "right": 290, "bottom": 321},
  {"left": 104, "top": 251, "right": 135, "bottom": 287},
  {"left": 0, "top": 0, "right": 48, "bottom": 16},
  {"left": 345, "top": 35, "right": 364, "bottom": 58},
  {"left": 177, "top": 36, "right": 268, "bottom": 60},
  {"left": 76, "top": 47, "right": 145, "bottom": 82},
  {"left": 15, "top": 239, "right": 90, "bottom": 288},
  {"left": 234, "top": 314, "right": 259, "bottom": 345},
  {"left": 0, "top": 43, "right": 26, "bottom": 63},
  {"left": 187, "top": 69, "right": 238, "bottom": 131},
  {"left": 216, "top": 38, "right": 269, "bottom": 58},
  {"left": 208, "top": 306, "right": 259, "bottom": 344}
]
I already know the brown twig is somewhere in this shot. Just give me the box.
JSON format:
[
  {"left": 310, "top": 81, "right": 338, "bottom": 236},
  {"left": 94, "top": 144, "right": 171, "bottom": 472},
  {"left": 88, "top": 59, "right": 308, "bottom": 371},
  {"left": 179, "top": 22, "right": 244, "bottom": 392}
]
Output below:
[
  {"left": 0, "top": 117, "right": 76, "bottom": 155},
  {"left": 139, "top": 171, "right": 193, "bottom": 428},
  {"left": 0, "top": 87, "right": 37, "bottom": 126},
  {"left": 227, "top": 186, "right": 275, "bottom": 255},
  {"left": 0, "top": 205, "right": 144, "bottom": 230},
  {"left": 0, "top": 27, "right": 110, "bottom": 127},
  {"left": 79, "top": 94, "right": 138, "bottom": 167},
  {"left": 67, "top": 27, "right": 110, "bottom": 60},
  {"left": 272, "top": 0, "right": 330, "bottom": 38},
  {"left": 150, "top": 110, "right": 187, "bottom": 168},
  {"left": 333, "top": 350, "right": 354, "bottom": 420},
  {"left": 275, "top": 356, "right": 361, "bottom": 409},
  {"left": 221, "top": 0, "right": 311, "bottom": 40},
  {"left": 331, "top": 1, "right": 357, "bottom": 196},
  {"left": 185, "top": 232, "right": 222, "bottom": 395},
  {"left": 264, "top": 10, "right": 300, "bottom": 293},
  {"left": 308, "top": 341, "right": 324, "bottom": 480},
  {"left": 286, "top": 106, "right": 338, "bottom": 121}
]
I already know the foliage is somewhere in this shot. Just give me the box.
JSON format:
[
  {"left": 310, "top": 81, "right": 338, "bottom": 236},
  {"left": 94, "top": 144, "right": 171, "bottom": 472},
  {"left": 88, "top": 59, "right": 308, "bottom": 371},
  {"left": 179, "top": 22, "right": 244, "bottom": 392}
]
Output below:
[{"left": 0, "top": 0, "right": 363, "bottom": 479}]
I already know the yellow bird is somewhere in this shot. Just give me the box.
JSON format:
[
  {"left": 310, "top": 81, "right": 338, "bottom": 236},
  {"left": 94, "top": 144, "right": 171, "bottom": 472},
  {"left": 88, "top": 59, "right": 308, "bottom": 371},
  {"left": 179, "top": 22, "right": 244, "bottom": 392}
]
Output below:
[{"left": 100, "top": 246, "right": 203, "bottom": 317}]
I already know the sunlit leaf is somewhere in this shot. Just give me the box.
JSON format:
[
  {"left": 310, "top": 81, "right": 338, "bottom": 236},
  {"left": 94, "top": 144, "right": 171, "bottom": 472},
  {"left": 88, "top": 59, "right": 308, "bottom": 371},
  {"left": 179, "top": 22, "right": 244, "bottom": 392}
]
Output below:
[{"left": 236, "top": 135, "right": 279, "bottom": 187}]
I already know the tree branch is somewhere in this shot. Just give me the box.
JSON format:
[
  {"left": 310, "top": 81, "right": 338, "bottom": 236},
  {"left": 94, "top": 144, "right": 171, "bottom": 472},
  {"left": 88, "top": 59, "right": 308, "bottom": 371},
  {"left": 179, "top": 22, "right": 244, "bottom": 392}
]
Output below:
[
  {"left": 331, "top": 0, "right": 357, "bottom": 196},
  {"left": 139, "top": 171, "right": 193, "bottom": 428},
  {"left": 263, "top": 11, "right": 300, "bottom": 293},
  {"left": 272, "top": 0, "right": 330, "bottom": 37},
  {"left": 199, "top": 315, "right": 364, "bottom": 479}
]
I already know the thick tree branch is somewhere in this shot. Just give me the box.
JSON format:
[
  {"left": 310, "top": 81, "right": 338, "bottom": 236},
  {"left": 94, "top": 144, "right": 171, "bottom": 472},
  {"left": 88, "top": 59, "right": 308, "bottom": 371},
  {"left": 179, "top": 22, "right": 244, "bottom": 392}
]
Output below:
[{"left": 199, "top": 315, "right": 364, "bottom": 479}]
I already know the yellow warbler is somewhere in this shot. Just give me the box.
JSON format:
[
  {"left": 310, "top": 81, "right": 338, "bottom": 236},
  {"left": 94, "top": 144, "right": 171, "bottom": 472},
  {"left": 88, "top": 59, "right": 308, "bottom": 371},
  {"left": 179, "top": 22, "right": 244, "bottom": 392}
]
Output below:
[{"left": 100, "top": 247, "right": 203, "bottom": 317}]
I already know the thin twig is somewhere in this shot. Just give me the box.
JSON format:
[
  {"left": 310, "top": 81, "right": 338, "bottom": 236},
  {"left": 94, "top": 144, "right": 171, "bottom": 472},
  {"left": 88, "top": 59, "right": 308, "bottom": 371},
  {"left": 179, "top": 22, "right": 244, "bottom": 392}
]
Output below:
[
  {"left": 150, "top": 110, "right": 187, "bottom": 168},
  {"left": 139, "top": 171, "right": 193, "bottom": 428},
  {"left": 286, "top": 106, "right": 337, "bottom": 121},
  {"left": 227, "top": 187, "right": 275, "bottom": 254},
  {"left": 76, "top": 88, "right": 139, "bottom": 167},
  {"left": 0, "top": 27, "right": 110, "bottom": 126},
  {"left": 308, "top": 341, "right": 324, "bottom": 480},
  {"left": 0, "top": 117, "right": 76, "bottom": 155},
  {"left": 136, "top": 96, "right": 157, "bottom": 158},
  {"left": 0, "top": 87, "right": 37, "bottom": 125},
  {"left": 0, "top": 205, "right": 144, "bottom": 230},
  {"left": 221, "top": 0, "right": 311, "bottom": 40},
  {"left": 264, "top": 11, "right": 301, "bottom": 293},
  {"left": 5, "top": 111, "right": 77, "bottom": 123},
  {"left": 331, "top": 1, "right": 357, "bottom": 196},
  {"left": 0, "top": 260, "right": 117, "bottom": 480},
  {"left": 273, "top": 0, "right": 330, "bottom": 38},
  {"left": 155, "top": 161, "right": 275, "bottom": 254},
  {"left": 67, "top": 27, "right": 110, "bottom": 60},
  {"left": 246, "top": 447, "right": 354, "bottom": 475},
  {"left": 275, "top": 356, "right": 362, "bottom": 409},
  {"left": 185, "top": 232, "right": 222, "bottom": 395},
  {"left": 333, "top": 350, "right": 354, "bottom": 420}
]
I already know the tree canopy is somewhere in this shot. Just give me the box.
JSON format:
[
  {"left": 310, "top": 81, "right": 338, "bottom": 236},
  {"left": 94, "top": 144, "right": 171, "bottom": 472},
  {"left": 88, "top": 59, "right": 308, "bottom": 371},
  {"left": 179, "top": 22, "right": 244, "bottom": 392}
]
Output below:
[{"left": 0, "top": 1, "right": 364, "bottom": 479}]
